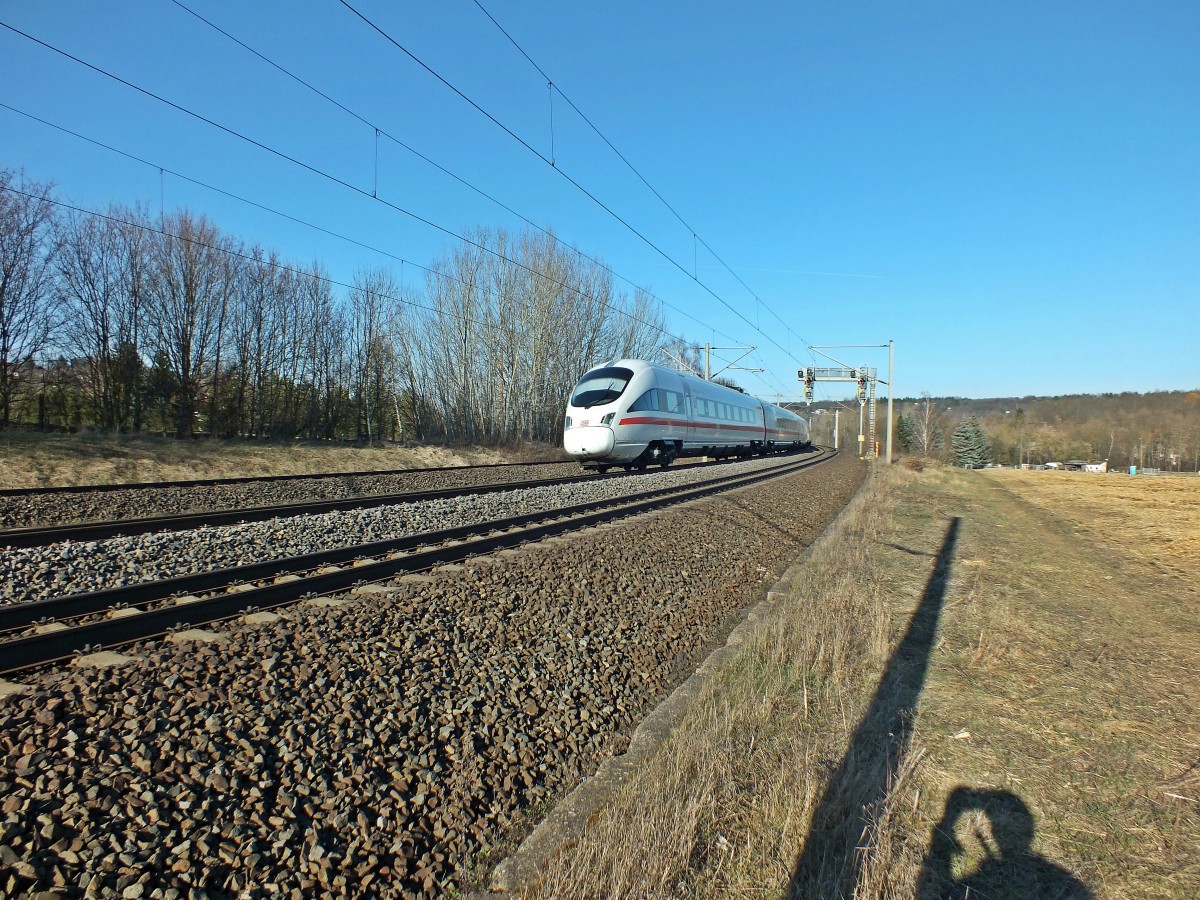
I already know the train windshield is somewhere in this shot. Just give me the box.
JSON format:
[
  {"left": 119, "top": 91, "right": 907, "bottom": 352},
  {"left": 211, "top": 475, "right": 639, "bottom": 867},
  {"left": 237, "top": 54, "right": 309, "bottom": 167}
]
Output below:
[{"left": 571, "top": 366, "right": 634, "bottom": 408}]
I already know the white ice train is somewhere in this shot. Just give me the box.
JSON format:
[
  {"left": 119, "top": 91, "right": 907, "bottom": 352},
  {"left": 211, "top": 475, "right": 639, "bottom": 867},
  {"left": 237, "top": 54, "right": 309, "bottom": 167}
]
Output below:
[{"left": 563, "top": 359, "right": 811, "bottom": 473}]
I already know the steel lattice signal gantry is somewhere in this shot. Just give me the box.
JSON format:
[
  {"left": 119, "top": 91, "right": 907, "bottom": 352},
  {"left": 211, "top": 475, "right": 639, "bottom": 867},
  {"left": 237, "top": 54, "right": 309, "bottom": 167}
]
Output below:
[{"left": 799, "top": 366, "right": 881, "bottom": 458}]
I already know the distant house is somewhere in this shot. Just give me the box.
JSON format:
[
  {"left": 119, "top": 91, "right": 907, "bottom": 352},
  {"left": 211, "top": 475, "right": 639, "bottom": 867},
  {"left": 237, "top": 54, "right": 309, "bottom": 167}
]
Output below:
[{"left": 1064, "top": 460, "right": 1108, "bottom": 473}]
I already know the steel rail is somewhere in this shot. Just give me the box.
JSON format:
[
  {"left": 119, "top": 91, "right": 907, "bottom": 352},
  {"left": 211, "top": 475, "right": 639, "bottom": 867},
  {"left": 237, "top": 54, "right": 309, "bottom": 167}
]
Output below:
[
  {"left": 0, "top": 458, "right": 575, "bottom": 498},
  {"left": 0, "top": 450, "right": 833, "bottom": 675},
  {"left": 0, "top": 470, "right": 597, "bottom": 549}
]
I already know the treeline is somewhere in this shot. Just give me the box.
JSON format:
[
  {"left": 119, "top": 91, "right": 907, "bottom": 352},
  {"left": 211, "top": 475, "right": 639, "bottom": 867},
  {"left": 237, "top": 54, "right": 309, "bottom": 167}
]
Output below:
[
  {"left": 887, "top": 391, "right": 1200, "bottom": 471},
  {"left": 0, "top": 169, "right": 664, "bottom": 443}
]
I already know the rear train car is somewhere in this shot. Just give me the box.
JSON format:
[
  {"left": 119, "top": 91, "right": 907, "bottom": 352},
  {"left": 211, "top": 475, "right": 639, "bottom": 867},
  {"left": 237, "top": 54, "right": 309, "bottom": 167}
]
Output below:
[{"left": 563, "top": 359, "right": 810, "bottom": 472}]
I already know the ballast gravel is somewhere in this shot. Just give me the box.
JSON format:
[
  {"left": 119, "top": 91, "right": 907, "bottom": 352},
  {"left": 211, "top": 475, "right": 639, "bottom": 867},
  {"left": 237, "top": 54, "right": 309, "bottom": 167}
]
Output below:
[
  {"left": 4, "top": 455, "right": 812, "bottom": 606},
  {"left": 0, "top": 453, "right": 864, "bottom": 898},
  {"left": 0, "top": 462, "right": 579, "bottom": 530}
]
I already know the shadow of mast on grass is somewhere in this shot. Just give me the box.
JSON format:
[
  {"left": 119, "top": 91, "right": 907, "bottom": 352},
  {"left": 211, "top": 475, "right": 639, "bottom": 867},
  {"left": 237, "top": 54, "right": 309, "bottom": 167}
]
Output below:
[{"left": 786, "top": 516, "right": 961, "bottom": 899}]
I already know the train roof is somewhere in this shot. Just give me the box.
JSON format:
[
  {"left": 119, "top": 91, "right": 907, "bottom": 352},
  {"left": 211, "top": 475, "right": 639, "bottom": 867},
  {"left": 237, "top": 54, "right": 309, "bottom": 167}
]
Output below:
[{"left": 585, "top": 359, "right": 805, "bottom": 420}]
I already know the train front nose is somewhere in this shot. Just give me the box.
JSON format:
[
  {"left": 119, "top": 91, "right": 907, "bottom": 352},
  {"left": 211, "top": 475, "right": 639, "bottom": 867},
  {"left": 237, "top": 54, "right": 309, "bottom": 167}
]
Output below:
[{"left": 564, "top": 425, "right": 615, "bottom": 460}]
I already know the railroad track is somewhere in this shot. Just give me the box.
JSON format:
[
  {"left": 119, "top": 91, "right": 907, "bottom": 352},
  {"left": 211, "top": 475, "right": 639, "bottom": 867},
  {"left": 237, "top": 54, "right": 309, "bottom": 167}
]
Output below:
[
  {"left": 0, "top": 457, "right": 728, "bottom": 545},
  {"left": 0, "top": 457, "right": 568, "bottom": 498},
  {"left": 0, "top": 470, "right": 595, "bottom": 549},
  {"left": 0, "top": 449, "right": 833, "bottom": 675}
]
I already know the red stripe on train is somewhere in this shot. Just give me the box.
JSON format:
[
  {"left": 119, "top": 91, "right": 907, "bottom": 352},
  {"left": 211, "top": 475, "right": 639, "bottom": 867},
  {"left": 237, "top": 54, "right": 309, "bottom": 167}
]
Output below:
[{"left": 618, "top": 417, "right": 766, "bottom": 433}]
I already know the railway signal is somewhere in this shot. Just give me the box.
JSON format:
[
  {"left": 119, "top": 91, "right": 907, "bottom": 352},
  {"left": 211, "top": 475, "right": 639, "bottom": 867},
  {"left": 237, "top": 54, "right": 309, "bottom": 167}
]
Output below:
[{"left": 800, "top": 340, "right": 895, "bottom": 463}]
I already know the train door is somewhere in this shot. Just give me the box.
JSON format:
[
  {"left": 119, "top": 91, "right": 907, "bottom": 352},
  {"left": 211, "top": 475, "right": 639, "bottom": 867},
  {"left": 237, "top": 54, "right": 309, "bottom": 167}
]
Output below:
[{"left": 683, "top": 383, "right": 696, "bottom": 448}]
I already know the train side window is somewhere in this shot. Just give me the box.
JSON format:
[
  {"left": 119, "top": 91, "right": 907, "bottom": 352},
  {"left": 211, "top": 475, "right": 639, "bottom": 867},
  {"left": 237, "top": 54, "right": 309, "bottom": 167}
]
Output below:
[
  {"left": 628, "top": 390, "right": 660, "bottom": 412},
  {"left": 664, "top": 390, "right": 684, "bottom": 413}
]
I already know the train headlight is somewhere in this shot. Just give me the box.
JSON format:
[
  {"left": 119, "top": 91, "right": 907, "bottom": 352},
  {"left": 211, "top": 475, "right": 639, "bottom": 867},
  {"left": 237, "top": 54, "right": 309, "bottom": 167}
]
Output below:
[{"left": 601, "top": 412, "right": 615, "bottom": 425}]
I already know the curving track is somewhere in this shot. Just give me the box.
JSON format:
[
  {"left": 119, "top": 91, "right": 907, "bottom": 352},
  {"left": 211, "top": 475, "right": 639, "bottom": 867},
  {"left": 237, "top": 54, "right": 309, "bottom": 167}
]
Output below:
[{"left": 0, "top": 449, "right": 864, "bottom": 898}]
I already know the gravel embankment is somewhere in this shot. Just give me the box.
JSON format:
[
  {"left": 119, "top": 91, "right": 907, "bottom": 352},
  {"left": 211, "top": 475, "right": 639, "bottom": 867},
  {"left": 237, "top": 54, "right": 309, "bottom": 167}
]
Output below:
[
  {"left": 2, "top": 455, "right": 814, "bottom": 606},
  {"left": 0, "top": 453, "right": 864, "bottom": 898},
  {"left": 0, "top": 462, "right": 580, "bottom": 530}
]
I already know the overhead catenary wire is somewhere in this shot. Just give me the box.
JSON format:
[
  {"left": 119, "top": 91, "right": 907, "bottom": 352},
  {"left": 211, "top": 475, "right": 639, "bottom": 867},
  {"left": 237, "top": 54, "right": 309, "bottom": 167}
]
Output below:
[
  {"left": 0, "top": 25, "right": 703, "bottom": 350},
  {"left": 333, "top": 1, "right": 806, "bottom": 368},
  {"left": 2, "top": 13, "right": 835, "bottom": 394},
  {"left": 165, "top": 0, "right": 700, "bottom": 332},
  {"left": 0, "top": 100, "right": 723, "bottom": 348},
  {"left": 470, "top": 0, "right": 818, "bottom": 357},
  {"left": 5, "top": 8, "right": 752, "bottom": 355}
]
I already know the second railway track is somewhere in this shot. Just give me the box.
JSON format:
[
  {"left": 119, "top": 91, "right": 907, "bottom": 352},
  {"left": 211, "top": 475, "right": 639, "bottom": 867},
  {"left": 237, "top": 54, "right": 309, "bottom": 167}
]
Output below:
[
  {"left": 0, "top": 459, "right": 585, "bottom": 533},
  {"left": 0, "top": 468, "right": 595, "bottom": 549}
]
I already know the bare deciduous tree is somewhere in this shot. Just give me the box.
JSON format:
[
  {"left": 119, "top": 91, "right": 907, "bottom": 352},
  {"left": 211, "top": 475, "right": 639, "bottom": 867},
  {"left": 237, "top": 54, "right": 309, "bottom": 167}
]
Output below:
[
  {"left": 57, "top": 207, "right": 146, "bottom": 430},
  {"left": 421, "top": 228, "right": 667, "bottom": 444},
  {"left": 145, "top": 211, "right": 230, "bottom": 438},
  {"left": 348, "top": 268, "right": 399, "bottom": 441},
  {"left": 911, "top": 394, "right": 946, "bottom": 458},
  {"left": 0, "top": 169, "right": 60, "bottom": 427}
]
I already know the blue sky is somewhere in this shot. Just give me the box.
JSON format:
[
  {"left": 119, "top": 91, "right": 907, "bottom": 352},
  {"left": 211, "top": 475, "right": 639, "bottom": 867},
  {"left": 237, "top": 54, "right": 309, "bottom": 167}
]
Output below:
[{"left": 2, "top": 1, "right": 1196, "bottom": 403}]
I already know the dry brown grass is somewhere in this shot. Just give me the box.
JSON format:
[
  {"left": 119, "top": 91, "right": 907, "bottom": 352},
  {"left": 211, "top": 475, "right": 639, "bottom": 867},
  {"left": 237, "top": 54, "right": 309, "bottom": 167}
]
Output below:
[
  {"left": 898, "top": 468, "right": 1200, "bottom": 899},
  {"left": 528, "top": 470, "right": 902, "bottom": 897},
  {"left": 983, "top": 469, "right": 1200, "bottom": 579},
  {"left": 521, "top": 463, "right": 1200, "bottom": 899},
  {"left": 0, "top": 432, "right": 560, "bottom": 488}
]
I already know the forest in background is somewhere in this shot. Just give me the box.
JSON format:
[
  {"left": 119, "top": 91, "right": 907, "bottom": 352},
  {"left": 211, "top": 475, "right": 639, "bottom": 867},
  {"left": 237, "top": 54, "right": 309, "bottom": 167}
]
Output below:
[
  {"left": 0, "top": 169, "right": 665, "bottom": 444},
  {"left": 808, "top": 391, "right": 1200, "bottom": 472},
  {"left": 5, "top": 169, "right": 1196, "bottom": 467}
]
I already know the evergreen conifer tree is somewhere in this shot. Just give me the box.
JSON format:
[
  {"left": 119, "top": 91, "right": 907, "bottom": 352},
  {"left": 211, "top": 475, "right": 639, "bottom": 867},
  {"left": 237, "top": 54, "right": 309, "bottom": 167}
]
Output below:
[{"left": 952, "top": 416, "right": 991, "bottom": 467}]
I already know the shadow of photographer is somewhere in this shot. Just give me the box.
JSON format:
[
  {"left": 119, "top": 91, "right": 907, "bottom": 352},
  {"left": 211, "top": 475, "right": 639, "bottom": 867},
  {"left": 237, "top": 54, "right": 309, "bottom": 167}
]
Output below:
[
  {"left": 917, "top": 786, "right": 1092, "bottom": 899},
  {"left": 787, "top": 517, "right": 961, "bottom": 897}
]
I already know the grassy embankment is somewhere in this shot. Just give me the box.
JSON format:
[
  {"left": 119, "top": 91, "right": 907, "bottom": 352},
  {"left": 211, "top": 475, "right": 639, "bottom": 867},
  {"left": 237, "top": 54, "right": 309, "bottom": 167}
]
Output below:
[
  {"left": 527, "top": 465, "right": 1199, "bottom": 899},
  {"left": 0, "top": 432, "right": 562, "bottom": 488}
]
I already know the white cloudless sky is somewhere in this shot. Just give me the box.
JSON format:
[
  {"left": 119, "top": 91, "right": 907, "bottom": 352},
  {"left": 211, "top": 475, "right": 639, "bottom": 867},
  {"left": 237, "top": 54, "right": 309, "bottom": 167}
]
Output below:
[{"left": 2, "top": 0, "right": 1196, "bottom": 402}]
